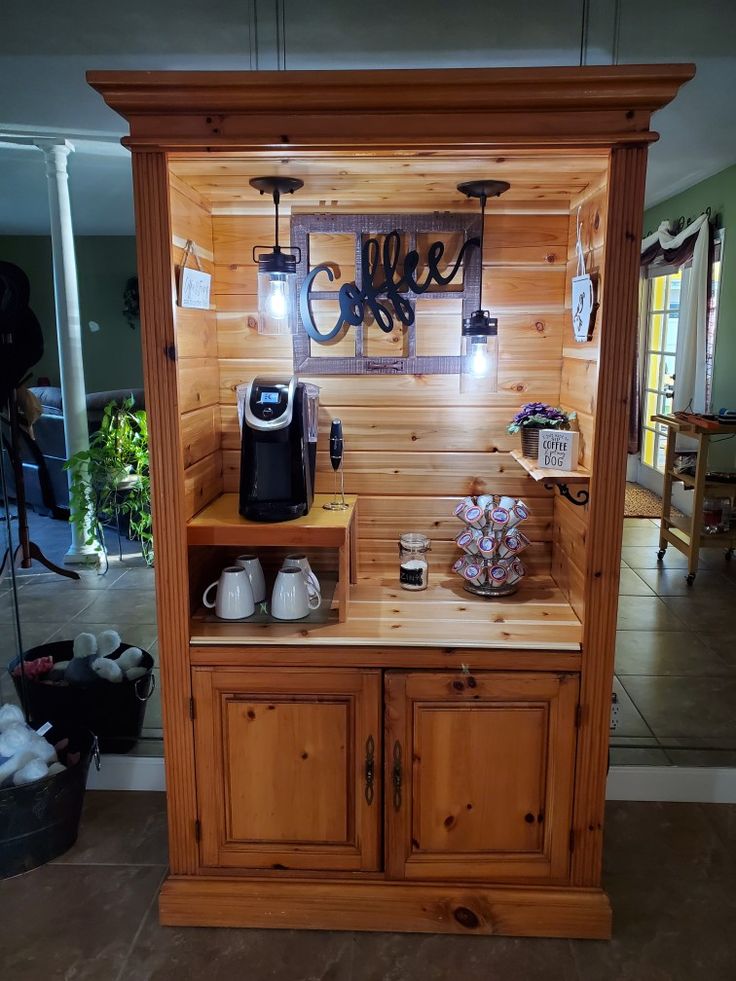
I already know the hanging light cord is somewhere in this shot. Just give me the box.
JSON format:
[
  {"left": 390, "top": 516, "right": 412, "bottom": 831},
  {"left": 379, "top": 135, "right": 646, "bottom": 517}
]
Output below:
[
  {"left": 272, "top": 188, "right": 281, "bottom": 252},
  {"left": 478, "top": 192, "right": 487, "bottom": 310}
]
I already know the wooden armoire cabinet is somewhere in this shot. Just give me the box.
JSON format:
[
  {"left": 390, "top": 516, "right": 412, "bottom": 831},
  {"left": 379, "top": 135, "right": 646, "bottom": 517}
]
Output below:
[{"left": 88, "top": 64, "right": 693, "bottom": 939}]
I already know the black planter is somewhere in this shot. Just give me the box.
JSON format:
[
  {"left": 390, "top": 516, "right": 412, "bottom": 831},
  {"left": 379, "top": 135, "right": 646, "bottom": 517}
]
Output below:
[
  {"left": 9, "top": 641, "right": 155, "bottom": 754},
  {"left": 0, "top": 725, "right": 97, "bottom": 879}
]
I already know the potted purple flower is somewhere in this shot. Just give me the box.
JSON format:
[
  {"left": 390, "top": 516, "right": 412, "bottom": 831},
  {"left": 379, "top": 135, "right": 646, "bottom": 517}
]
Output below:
[{"left": 508, "top": 402, "right": 575, "bottom": 459}]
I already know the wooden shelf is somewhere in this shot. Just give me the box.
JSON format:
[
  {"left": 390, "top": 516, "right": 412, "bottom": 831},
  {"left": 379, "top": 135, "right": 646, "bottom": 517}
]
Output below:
[
  {"left": 667, "top": 468, "right": 696, "bottom": 488},
  {"left": 187, "top": 493, "right": 357, "bottom": 547},
  {"left": 188, "top": 493, "right": 358, "bottom": 621},
  {"left": 190, "top": 575, "right": 583, "bottom": 652},
  {"left": 510, "top": 449, "right": 590, "bottom": 483},
  {"left": 652, "top": 413, "right": 736, "bottom": 437}
]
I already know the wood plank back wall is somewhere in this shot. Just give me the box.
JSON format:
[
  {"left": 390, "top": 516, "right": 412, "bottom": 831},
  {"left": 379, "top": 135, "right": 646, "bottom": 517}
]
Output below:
[
  {"left": 207, "top": 202, "right": 574, "bottom": 578},
  {"left": 552, "top": 179, "right": 608, "bottom": 617},
  {"left": 169, "top": 175, "right": 223, "bottom": 520}
]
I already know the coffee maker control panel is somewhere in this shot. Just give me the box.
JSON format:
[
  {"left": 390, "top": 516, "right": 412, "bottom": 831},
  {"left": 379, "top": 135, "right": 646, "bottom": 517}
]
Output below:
[{"left": 245, "top": 377, "right": 296, "bottom": 431}]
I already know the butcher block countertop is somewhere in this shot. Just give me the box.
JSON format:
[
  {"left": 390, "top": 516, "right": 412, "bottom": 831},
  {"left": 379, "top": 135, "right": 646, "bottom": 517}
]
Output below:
[{"left": 190, "top": 575, "right": 582, "bottom": 652}]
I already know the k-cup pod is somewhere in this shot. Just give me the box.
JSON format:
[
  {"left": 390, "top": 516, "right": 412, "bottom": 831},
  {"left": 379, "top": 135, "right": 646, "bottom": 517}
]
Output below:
[
  {"left": 478, "top": 534, "right": 498, "bottom": 558},
  {"left": 462, "top": 505, "right": 485, "bottom": 530},
  {"left": 508, "top": 499, "right": 530, "bottom": 527},
  {"left": 453, "top": 498, "right": 474, "bottom": 522},
  {"left": 499, "top": 495, "right": 516, "bottom": 512},
  {"left": 461, "top": 562, "right": 485, "bottom": 586},
  {"left": 497, "top": 531, "right": 531, "bottom": 558},
  {"left": 476, "top": 494, "right": 494, "bottom": 512},
  {"left": 456, "top": 527, "right": 482, "bottom": 555},
  {"left": 452, "top": 556, "right": 470, "bottom": 575},
  {"left": 487, "top": 562, "right": 509, "bottom": 586},
  {"left": 453, "top": 555, "right": 478, "bottom": 579},
  {"left": 504, "top": 558, "right": 524, "bottom": 585},
  {"left": 488, "top": 505, "right": 510, "bottom": 531}
]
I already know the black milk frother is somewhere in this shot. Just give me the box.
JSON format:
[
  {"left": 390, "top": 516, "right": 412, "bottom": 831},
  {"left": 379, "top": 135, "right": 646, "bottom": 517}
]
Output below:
[{"left": 323, "top": 418, "right": 349, "bottom": 510}]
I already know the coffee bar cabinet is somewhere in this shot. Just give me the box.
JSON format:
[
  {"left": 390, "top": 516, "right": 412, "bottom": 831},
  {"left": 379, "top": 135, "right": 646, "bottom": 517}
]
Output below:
[{"left": 89, "top": 65, "right": 693, "bottom": 938}]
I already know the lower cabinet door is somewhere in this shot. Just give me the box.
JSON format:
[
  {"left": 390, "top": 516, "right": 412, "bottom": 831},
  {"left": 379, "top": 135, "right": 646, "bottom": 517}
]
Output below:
[
  {"left": 192, "top": 667, "right": 381, "bottom": 872},
  {"left": 385, "top": 671, "right": 579, "bottom": 883}
]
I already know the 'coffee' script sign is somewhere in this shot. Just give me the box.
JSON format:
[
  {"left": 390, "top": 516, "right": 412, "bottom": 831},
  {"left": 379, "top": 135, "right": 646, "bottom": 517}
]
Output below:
[{"left": 299, "top": 229, "right": 479, "bottom": 343}]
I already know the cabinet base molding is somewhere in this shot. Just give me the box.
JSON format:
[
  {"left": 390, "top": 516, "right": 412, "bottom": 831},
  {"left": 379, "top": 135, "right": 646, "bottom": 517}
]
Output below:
[{"left": 159, "top": 876, "right": 612, "bottom": 939}]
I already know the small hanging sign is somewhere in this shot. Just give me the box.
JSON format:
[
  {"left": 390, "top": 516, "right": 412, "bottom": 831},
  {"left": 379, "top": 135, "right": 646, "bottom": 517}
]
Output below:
[
  {"left": 538, "top": 429, "right": 580, "bottom": 471},
  {"left": 178, "top": 239, "right": 211, "bottom": 310},
  {"left": 571, "top": 209, "right": 598, "bottom": 343}
]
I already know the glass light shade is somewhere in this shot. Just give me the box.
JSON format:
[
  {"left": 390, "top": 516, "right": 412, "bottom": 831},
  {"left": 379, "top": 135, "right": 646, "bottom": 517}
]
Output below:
[
  {"left": 257, "top": 258, "right": 298, "bottom": 335},
  {"left": 460, "top": 313, "right": 498, "bottom": 393}
]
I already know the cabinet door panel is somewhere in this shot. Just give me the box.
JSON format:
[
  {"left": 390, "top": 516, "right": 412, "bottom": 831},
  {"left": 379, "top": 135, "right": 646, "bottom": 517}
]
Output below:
[
  {"left": 386, "top": 671, "right": 578, "bottom": 883},
  {"left": 194, "top": 667, "right": 381, "bottom": 872},
  {"left": 225, "top": 700, "right": 349, "bottom": 844}
]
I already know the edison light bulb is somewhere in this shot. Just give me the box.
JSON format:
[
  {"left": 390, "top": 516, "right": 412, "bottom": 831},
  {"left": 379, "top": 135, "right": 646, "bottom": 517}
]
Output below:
[
  {"left": 267, "top": 277, "right": 288, "bottom": 320},
  {"left": 469, "top": 336, "right": 490, "bottom": 377}
]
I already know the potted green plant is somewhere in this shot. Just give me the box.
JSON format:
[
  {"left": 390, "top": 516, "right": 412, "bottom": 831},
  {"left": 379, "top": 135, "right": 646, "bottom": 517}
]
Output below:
[
  {"left": 508, "top": 402, "right": 575, "bottom": 459},
  {"left": 65, "top": 396, "right": 153, "bottom": 568}
]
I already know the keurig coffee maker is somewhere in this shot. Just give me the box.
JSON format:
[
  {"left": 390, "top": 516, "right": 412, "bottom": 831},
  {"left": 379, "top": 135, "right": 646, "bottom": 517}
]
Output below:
[{"left": 239, "top": 376, "right": 319, "bottom": 521}]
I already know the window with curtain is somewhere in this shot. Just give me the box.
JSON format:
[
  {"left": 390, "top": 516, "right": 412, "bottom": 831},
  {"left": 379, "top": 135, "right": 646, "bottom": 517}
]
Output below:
[{"left": 636, "top": 218, "right": 723, "bottom": 470}]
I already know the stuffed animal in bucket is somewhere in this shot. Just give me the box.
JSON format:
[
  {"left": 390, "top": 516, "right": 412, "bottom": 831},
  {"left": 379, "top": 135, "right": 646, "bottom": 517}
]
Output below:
[
  {"left": 47, "top": 630, "right": 148, "bottom": 685},
  {"left": 0, "top": 703, "right": 66, "bottom": 787}
]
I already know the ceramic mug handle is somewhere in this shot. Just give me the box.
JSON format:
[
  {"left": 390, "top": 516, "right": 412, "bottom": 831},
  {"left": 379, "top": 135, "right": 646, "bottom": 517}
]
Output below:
[
  {"left": 306, "top": 580, "right": 321, "bottom": 610},
  {"left": 202, "top": 581, "right": 218, "bottom": 609}
]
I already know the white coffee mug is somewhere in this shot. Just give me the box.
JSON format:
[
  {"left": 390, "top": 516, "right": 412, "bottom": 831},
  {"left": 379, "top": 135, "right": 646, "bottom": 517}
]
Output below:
[
  {"left": 282, "top": 553, "right": 321, "bottom": 599},
  {"left": 203, "top": 567, "right": 255, "bottom": 620},
  {"left": 235, "top": 554, "right": 266, "bottom": 604},
  {"left": 271, "top": 567, "right": 321, "bottom": 621}
]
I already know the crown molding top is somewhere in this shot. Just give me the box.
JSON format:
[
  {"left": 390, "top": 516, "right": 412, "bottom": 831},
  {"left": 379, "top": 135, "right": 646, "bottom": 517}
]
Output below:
[{"left": 86, "top": 64, "right": 696, "bottom": 151}]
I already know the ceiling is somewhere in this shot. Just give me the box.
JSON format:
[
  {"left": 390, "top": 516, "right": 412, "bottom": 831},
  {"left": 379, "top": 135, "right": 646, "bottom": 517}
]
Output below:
[
  {"left": 1, "top": 0, "right": 735, "bottom": 236},
  {"left": 170, "top": 152, "right": 610, "bottom": 214}
]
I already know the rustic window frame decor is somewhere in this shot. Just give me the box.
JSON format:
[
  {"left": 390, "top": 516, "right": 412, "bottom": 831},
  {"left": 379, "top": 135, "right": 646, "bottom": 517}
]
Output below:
[{"left": 291, "top": 212, "right": 482, "bottom": 375}]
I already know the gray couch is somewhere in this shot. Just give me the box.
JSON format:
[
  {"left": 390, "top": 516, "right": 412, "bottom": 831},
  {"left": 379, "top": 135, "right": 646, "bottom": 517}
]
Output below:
[{"left": 2, "top": 387, "right": 145, "bottom": 516}]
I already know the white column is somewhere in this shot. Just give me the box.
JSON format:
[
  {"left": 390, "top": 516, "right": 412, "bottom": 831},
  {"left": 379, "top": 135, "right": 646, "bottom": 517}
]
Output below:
[{"left": 36, "top": 139, "right": 98, "bottom": 562}]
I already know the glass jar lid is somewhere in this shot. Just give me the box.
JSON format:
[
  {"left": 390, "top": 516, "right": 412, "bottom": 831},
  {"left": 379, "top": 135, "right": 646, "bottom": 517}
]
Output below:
[{"left": 400, "top": 532, "right": 431, "bottom": 553}]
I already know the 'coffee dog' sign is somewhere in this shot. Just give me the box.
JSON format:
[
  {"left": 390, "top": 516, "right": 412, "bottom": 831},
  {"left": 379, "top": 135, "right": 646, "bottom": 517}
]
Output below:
[{"left": 538, "top": 430, "right": 579, "bottom": 472}]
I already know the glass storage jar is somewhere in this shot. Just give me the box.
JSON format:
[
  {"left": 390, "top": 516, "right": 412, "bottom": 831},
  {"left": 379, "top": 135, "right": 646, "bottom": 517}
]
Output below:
[
  {"left": 702, "top": 497, "right": 731, "bottom": 534},
  {"left": 399, "top": 533, "right": 431, "bottom": 591}
]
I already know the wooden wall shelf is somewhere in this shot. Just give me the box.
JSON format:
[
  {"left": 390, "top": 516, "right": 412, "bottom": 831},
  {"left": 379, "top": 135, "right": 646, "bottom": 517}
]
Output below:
[{"left": 511, "top": 449, "right": 590, "bottom": 484}]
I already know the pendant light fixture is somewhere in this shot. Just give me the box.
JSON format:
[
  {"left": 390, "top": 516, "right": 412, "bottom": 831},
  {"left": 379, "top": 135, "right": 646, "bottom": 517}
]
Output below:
[
  {"left": 457, "top": 179, "right": 510, "bottom": 390},
  {"left": 250, "top": 176, "right": 304, "bottom": 334}
]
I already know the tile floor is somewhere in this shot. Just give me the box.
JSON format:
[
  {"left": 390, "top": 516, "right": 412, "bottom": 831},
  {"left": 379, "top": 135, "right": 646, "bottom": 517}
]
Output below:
[
  {"left": 2, "top": 511, "right": 736, "bottom": 765},
  {"left": 612, "top": 517, "right": 736, "bottom": 767},
  {"left": 1, "top": 791, "right": 735, "bottom": 980}
]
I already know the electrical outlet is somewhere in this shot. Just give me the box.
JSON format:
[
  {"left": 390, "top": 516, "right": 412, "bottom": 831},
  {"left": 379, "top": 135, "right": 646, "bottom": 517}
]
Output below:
[{"left": 610, "top": 691, "right": 620, "bottom": 732}]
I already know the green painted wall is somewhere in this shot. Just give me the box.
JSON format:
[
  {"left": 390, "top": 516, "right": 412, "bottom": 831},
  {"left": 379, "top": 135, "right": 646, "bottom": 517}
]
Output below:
[
  {"left": 644, "top": 163, "right": 736, "bottom": 468},
  {"left": 0, "top": 235, "right": 141, "bottom": 393}
]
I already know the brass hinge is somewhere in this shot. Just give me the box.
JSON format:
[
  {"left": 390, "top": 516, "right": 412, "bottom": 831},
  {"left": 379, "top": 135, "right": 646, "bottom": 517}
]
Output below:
[
  {"left": 575, "top": 704, "right": 583, "bottom": 728},
  {"left": 189, "top": 697, "right": 196, "bottom": 721},
  {"left": 569, "top": 829, "right": 575, "bottom": 852},
  {"left": 194, "top": 819, "right": 201, "bottom": 842}
]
